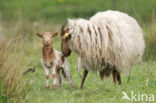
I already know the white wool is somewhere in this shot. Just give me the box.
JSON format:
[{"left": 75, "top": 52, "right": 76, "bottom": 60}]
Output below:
[{"left": 67, "top": 10, "right": 145, "bottom": 73}]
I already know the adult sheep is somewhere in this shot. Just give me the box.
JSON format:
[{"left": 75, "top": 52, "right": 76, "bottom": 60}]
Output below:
[{"left": 60, "top": 10, "right": 145, "bottom": 88}]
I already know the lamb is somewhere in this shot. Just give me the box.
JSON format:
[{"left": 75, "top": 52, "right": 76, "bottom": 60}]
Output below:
[
  {"left": 36, "top": 32, "right": 74, "bottom": 89},
  {"left": 60, "top": 10, "right": 145, "bottom": 88}
]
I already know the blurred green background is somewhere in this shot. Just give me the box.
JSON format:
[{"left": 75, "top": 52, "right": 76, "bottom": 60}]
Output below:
[{"left": 0, "top": 0, "right": 155, "bottom": 23}]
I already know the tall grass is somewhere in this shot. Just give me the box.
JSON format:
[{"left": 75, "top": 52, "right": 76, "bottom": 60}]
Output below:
[
  {"left": 143, "top": 15, "right": 156, "bottom": 61},
  {"left": 0, "top": 17, "right": 34, "bottom": 102},
  {"left": 0, "top": 38, "right": 31, "bottom": 103}
]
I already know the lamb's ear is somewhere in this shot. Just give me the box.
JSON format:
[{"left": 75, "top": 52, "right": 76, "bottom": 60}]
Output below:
[
  {"left": 52, "top": 32, "right": 58, "bottom": 38},
  {"left": 36, "top": 33, "right": 43, "bottom": 38}
]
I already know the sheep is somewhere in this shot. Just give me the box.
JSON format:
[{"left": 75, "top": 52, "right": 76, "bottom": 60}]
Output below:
[
  {"left": 60, "top": 10, "right": 145, "bottom": 88},
  {"left": 36, "top": 32, "right": 74, "bottom": 89}
]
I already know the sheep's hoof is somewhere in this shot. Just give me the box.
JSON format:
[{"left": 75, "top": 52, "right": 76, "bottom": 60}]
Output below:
[
  {"left": 71, "top": 85, "right": 74, "bottom": 90},
  {"left": 79, "top": 86, "right": 83, "bottom": 89},
  {"left": 45, "top": 85, "right": 50, "bottom": 90}
]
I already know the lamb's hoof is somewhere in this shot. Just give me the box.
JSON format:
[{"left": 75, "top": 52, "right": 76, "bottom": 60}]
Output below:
[
  {"left": 79, "top": 87, "right": 82, "bottom": 89},
  {"left": 53, "top": 85, "right": 60, "bottom": 90},
  {"left": 45, "top": 85, "right": 50, "bottom": 90}
]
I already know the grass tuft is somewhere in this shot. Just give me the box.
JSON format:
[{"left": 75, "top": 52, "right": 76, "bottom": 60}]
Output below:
[{"left": 0, "top": 39, "right": 31, "bottom": 103}]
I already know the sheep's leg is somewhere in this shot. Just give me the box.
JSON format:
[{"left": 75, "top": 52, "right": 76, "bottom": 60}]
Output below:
[
  {"left": 63, "top": 63, "right": 74, "bottom": 89},
  {"left": 79, "top": 70, "right": 88, "bottom": 89},
  {"left": 117, "top": 72, "right": 122, "bottom": 85},
  {"left": 99, "top": 70, "right": 105, "bottom": 80},
  {"left": 113, "top": 70, "right": 117, "bottom": 84},
  {"left": 113, "top": 70, "right": 122, "bottom": 85}
]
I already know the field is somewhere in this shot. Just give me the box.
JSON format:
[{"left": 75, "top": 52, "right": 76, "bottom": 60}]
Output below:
[{"left": 0, "top": 0, "right": 156, "bottom": 103}]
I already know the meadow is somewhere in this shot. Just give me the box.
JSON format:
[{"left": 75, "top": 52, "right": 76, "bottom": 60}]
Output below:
[{"left": 0, "top": 0, "right": 156, "bottom": 103}]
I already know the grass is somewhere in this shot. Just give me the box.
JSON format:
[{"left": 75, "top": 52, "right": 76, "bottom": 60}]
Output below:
[
  {"left": 0, "top": 0, "right": 156, "bottom": 103},
  {"left": 143, "top": 16, "right": 156, "bottom": 60},
  {"left": 0, "top": 16, "right": 156, "bottom": 103},
  {"left": 0, "top": 39, "right": 31, "bottom": 103},
  {"left": 0, "top": 17, "right": 156, "bottom": 103},
  {"left": 0, "top": 0, "right": 156, "bottom": 23},
  {"left": 23, "top": 59, "right": 156, "bottom": 103}
]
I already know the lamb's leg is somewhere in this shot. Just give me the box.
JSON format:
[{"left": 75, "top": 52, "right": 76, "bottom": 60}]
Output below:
[
  {"left": 63, "top": 63, "right": 74, "bottom": 89},
  {"left": 52, "top": 66, "right": 61, "bottom": 89},
  {"left": 57, "top": 69, "right": 62, "bottom": 86},
  {"left": 61, "top": 69, "right": 66, "bottom": 82},
  {"left": 113, "top": 70, "right": 122, "bottom": 85},
  {"left": 45, "top": 69, "right": 50, "bottom": 89},
  {"left": 79, "top": 70, "right": 88, "bottom": 89},
  {"left": 40, "top": 60, "right": 50, "bottom": 89}
]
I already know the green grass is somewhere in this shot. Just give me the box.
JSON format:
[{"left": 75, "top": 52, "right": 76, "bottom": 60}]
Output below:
[
  {"left": 23, "top": 57, "right": 156, "bottom": 103},
  {"left": 0, "top": 0, "right": 156, "bottom": 23},
  {"left": 0, "top": 0, "right": 156, "bottom": 103},
  {"left": 0, "top": 39, "right": 31, "bottom": 103},
  {"left": 0, "top": 17, "right": 155, "bottom": 103}
]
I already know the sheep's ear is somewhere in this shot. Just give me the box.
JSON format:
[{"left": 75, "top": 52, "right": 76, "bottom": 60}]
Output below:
[
  {"left": 36, "top": 33, "right": 43, "bottom": 38},
  {"left": 52, "top": 32, "right": 58, "bottom": 38},
  {"left": 60, "top": 25, "right": 65, "bottom": 36}
]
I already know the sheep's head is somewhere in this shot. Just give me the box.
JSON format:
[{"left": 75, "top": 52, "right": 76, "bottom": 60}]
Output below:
[
  {"left": 36, "top": 32, "right": 58, "bottom": 46},
  {"left": 60, "top": 25, "right": 71, "bottom": 57}
]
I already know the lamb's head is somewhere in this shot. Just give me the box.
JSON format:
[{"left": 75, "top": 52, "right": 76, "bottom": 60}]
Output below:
[
  {"left": 36, "top": 32, "right": 58, "bottom": 46},
  {"left": 60, "top": 25, "right": 71, "bottom": 57}
]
